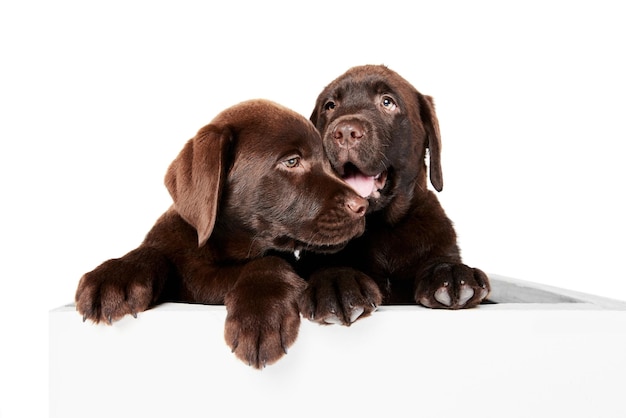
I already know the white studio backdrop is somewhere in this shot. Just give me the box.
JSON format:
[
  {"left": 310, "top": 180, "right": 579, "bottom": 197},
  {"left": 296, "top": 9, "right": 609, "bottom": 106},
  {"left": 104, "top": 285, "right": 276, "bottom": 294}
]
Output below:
[{"left": 1, "top": 1, "right": 625, "bottom": 417}]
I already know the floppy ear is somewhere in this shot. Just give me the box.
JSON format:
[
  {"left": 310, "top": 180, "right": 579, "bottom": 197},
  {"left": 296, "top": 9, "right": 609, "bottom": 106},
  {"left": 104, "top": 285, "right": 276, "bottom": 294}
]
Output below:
[
  {"left": 164, "top": 124, "right": 232, "bottom": 246},
  {"left": 419, "top": 94, "right": 443, "bottom": 192},
  {"left": 309, "top": 102, "right": 321, "bottom": 128}
]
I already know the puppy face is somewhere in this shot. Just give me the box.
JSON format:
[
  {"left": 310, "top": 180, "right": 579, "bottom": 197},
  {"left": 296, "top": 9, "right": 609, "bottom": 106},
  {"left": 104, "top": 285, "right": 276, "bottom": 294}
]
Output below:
[
  {"left": 310, "top": 65, "right": 443, "bottom": 220},
  {"left": 166, "top": 99, "right": 367, "bottom": 256}
]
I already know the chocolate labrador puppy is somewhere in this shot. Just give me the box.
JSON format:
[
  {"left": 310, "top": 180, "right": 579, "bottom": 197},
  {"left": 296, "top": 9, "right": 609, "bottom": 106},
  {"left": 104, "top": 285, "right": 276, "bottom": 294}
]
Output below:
[
  {"left": 75, "top": 99, "right": 368, "bottom": 368},
  {"left": 297, "top": 65, "right": 490, "bottom": 325}
]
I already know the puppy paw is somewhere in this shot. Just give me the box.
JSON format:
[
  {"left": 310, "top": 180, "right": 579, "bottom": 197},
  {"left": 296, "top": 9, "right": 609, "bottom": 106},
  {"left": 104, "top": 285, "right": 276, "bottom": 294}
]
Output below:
[
  {"left": 223, "top": 262, "right": 306, "bottom": 369},
  {"left": 299, "top": 267, "right": 383, "bottom": 326},
  {"left": 416, "top": 263, "right": 490, "bottom": 309},
  {"left": 224, "top": 299, "right": 302, "bottom": 369},
  {"left": 75, "top": 258, "right": 157, "bottom": 324}
]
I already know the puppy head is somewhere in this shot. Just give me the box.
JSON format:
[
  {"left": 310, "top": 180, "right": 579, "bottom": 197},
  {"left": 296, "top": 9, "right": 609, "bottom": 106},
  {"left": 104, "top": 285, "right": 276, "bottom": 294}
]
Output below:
[
  {"left": 165, "top": 99, "right": 367, "bottom": 253},
  {"left": 310, "top": 65, "right": 443, "bottom": 221}
]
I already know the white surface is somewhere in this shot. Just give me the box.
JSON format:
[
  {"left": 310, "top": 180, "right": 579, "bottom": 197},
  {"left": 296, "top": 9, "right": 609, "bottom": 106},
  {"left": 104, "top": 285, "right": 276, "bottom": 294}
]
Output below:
[
  {"left": 50, "top": 275, "right": 626, "bottom": 418},
  {"left": 2, "top": 2, "right": 626, "bottom": 417}
]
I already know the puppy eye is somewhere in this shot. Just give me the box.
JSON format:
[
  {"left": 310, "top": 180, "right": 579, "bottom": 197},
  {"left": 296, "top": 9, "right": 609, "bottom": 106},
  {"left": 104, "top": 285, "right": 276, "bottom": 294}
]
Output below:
[
  {"left": 324, "top": 101, "right": 336, "bottom": 111},
  {"left": 381, "top": 96, "right": 397, "bottom": 112},
  {"left": 282, "top": 156, "right": 301, "bottom": 168}
]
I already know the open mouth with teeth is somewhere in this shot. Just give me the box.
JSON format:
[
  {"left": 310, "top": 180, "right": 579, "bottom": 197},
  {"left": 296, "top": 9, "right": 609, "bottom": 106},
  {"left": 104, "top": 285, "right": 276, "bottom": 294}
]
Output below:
[{"left": 341, "top": 163, "right": 388, "bottom": 199}]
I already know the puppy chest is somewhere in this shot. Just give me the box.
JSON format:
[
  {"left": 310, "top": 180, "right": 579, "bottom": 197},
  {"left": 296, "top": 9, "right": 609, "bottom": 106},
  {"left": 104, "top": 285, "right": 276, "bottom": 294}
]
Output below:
[{"left": 367, "top": 231, "right": 417, "bottom": 277}]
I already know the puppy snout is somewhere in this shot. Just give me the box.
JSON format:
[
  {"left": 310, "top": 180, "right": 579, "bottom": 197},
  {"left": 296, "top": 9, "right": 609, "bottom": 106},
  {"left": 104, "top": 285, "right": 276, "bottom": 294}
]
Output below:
[
  {"left": 333, "top": 121, "right": 364, "bottom": 149},
  {"left": 345, "top": 195, "right": 367, "bottom": 218}
]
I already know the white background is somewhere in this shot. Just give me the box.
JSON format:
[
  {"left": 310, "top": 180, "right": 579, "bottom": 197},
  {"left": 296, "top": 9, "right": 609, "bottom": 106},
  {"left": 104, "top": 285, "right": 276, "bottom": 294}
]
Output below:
[{"left": 1, "top": 1, "right": 625, "bottom": 417}]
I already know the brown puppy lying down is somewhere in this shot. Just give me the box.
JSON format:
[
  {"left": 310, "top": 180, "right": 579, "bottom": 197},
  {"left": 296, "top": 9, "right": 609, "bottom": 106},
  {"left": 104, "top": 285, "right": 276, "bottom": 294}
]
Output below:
[
  {"left": 297, "top": 65, "right": 490, "bottom": 325},
  {"left": 75, "top": 99, "right": 368, "bottom": 368}
]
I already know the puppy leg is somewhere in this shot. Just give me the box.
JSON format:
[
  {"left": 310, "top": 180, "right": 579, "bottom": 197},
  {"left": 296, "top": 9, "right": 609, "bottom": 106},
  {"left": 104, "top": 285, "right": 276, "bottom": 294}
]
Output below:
[
  {"left": 224, "top": 256, "right": 306, "bottom": 369},
  {"left": 75, "top": 247, "right": 170, "bottom": 324},
  {"left": 415, "top": 263, "right": 490, "bottom": 309},
  {"left": 299, "top": 267, "right": 383, "bottom": 326}
]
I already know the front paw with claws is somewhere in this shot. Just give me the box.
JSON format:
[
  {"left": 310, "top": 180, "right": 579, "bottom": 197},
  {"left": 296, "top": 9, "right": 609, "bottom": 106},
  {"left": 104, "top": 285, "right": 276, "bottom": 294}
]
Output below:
[
  {"left": 224, "top": 303, "right": 301, "bottom": 369},
  {"left": 75, "top": 258, "right": 158, "bottom": 324},
  {"left": 223, "top": 261, "right": 306, "bottom": 369},
  {"left": 299, "top": 267, "right": 383, "bottom": 326},
  {"left": 416, "top": 263, "right": 490, "bottom": 309}
]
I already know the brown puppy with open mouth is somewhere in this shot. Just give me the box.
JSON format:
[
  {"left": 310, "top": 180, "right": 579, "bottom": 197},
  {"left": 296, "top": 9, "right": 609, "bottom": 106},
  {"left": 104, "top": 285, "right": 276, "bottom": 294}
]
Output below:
[
  {"left": 297, "top": 65, "right": 490, "bottom": 325},
  {"left": 75, "top": 99, "right": 368, "bottom": 368}
]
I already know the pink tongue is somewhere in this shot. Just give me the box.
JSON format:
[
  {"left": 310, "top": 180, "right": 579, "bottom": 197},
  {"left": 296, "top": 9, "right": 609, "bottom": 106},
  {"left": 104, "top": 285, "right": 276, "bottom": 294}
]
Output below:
[{"left": 344, "top": 172, "right": 376, "bottom": 198}]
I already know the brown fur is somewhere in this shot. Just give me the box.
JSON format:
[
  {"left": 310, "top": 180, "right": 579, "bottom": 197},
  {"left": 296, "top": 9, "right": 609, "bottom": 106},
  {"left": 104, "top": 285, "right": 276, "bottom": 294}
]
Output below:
[
  {"left": 75, "top": 99, "right": 368, "bottom": 368},
  {"left": 297, "top": 65, "right": 490, "bottom": 325}
]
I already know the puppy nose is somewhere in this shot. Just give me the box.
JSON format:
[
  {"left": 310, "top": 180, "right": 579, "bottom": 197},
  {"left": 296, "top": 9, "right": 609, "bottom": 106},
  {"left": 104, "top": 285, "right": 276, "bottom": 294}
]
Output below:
[
  {"left": 333, "top": 121, "right": 364, "bottom": 148},
  {"left": 346, "top": 196, "right": 367, "bottom": 217}
]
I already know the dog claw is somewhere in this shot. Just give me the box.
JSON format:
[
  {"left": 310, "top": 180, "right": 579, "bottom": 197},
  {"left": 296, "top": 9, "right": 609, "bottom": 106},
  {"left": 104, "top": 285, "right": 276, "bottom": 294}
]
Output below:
[
  {"left": 349, "top": 307, "right": 365, "bottom": 323},
  {"left": 131, "top": 311, "right": 138, "bottom": 319},
  {"left": 107, "top": 315, "right": 113, "bottom": 325},
  {"left": 434, "top": 287, "right": 452, "bottom": 306},
  {"left": 82, "top": 313, "right": 88, "bottom": 322},
  {"left": 324, "top": 315, "right": 343, "bottom": 325},
  {"left": 458, "top": 285, "right": 475, "bottom": 306}
]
